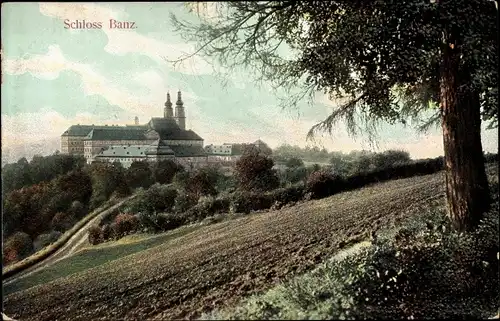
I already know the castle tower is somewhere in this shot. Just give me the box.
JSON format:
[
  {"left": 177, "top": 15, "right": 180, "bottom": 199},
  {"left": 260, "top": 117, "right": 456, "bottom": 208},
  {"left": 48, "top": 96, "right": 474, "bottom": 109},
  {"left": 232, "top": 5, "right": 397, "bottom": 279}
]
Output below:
[
  {"left": 134, "top": 116, "right": 139, "bottom": 125},
  {"left": 164, "top": 92, "right": 174, "bottom": 119},
  {"left": 175, "top": 90, "right": 186, "bottom": 130}
]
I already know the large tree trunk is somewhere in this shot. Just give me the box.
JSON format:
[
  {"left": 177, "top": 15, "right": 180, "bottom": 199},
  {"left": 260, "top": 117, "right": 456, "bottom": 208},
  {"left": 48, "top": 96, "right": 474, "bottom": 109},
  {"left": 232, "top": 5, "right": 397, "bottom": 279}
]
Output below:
[{"left": 440, "top": 33, "right": 491, "bottom": 232}]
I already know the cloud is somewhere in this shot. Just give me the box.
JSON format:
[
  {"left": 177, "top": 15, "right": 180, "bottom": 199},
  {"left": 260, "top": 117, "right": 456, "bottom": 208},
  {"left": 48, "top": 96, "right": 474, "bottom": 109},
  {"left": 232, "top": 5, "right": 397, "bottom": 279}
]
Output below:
[
  {"left": 1, "top": 109, "right": 97, "bottom": 148},
  {"left": 2, "top": 45, "right": 170, "bottom": 117},
  {"left": 38, "top": 3, "right": 215, "bottom": 76},
  {"left": 3, "top": 45, "right": 67, "bottom": 80}
]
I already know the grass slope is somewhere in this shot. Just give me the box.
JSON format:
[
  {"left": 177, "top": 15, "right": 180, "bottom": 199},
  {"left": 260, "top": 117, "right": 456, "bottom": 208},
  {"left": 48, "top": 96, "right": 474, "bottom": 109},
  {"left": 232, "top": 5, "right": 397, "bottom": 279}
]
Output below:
[
  {"left": 3, "top": 225, "right": 200, "bottom": 296},
  {"left": 4, "top": 171, "right": 448, "bottom": 321}
]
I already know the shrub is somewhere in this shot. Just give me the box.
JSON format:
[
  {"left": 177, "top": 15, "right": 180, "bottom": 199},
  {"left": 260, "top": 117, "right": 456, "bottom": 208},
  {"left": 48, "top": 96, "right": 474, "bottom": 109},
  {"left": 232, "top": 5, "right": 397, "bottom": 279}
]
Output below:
[
  {"left": 136, "top": 211, "right": 187, "bottom": 232},
  {"left": 285, "top": 157, "right": 305, "bottom": 169},
  {"left": 88, "top": 225, "right": 102, "bottom": 245},
  {"left": 68, "top": 200, "right": 86, "bottom": 220},
  {"left": 3, "top": 232, "right": 34, "bottom": 265},
  {"left": 109, "top": 222, "right": 119, "bottom": 240},
  {"left": 184, "top": 196, "right": 232, "bottom": 222},
  {"left": 269, "top": 184, "right": 306, "bottom": 206},
  {"left": 229, "top": 191, "right": 275, "bottom": 214},
  {"left": 306, "top": 169, "right": 345, "bottom": 199},
  {"left": 89, "top": 195, "right": 107, "bottom": 211},
  {"left": 172, "top": 171, "right": 191, "bottom": 190},
  {"left": 124, "top": 184, "right": 178, "bottom": 215},
  {"left": 100, "top": 224, "right": 112, "bottom": 241},
  {"left": 156, "top": 213, "right": 186, "bottom": 231},
  {"left": 33, "top": 231, "right": 62, "bottom": 252},
  {"left": 174, "top": 192, "right": 198, "bottom": 213},
  {"left": 114, "top": 213, "right": 140, "bottom": 236}
]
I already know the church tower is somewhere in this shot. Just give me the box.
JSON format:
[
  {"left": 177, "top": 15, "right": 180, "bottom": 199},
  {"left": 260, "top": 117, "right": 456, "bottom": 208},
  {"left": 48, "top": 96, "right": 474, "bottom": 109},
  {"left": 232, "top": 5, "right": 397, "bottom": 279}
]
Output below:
[
  {"left": 164, "top": 92, "right": 174, "bottom": 119},
  {"left": 174, "top": 90, "right": 186, "bottom": 130}
]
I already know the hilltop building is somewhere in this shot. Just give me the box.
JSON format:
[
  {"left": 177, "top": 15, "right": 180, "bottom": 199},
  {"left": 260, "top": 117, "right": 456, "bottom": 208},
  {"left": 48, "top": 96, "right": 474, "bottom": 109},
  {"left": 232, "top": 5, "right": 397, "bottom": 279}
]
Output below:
[
  {"left": 61, "top": 91, "right": 206, "bottom": 168},
  {"left": 61, "top": 91, "right": 272, "bottom": 169}
]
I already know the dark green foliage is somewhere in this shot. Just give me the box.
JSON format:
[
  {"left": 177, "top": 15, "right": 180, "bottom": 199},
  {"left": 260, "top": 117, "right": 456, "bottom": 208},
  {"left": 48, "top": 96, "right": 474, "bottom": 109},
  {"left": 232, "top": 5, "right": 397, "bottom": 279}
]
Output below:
[
  {"left": 173, "top": 1, "right": 497, "bottom": 130},
  {"left": 306, "top": 170, "right": 346, "bottom": 199},
  {"left": 274, "top": 145, "right": 331, "bottom": 164},
  {"left": 174, "top": 192, "right": 198, "bottom": 213},
  {"left": 184, "top": 197, "right": 232, "bottom": 222},
  {"left": 282, "top": 166, "right": 308, "bottom": 185},
  {"left": 136, "top": 212, "right": 187, "bottom": 233},
  {"left": 100, "top": 224, "right": 112, "bottom": 241},
  {"left": 124, "top": 184, "right": 178, "bottom": 215},
  {"left": 268, "top": 185, "right": 306, "bottom": 205},
  {"left": 155, "top": 213, "right": 187, "bottom": 231},
  {"left": 33, "top": 231, "right": 62, "bottom": 252},
  {"left": 335, "top": 207, "right": 499, "bottom": 319},
  {"left": 2, "top": 167, "right": 91, "bottom": 240},
  {"left": 229, "top": 191, "right": 275, "bottom": 214},
  {"left": 2, "top": 154, "right": 86, "bottom": 197},
  {"left": 68, "top": 200, "right": 86, "bottom": 221},
  {"left": 3, "top": 181, "right": 54, "bottom": 239},
  {"left": 235, "top": 148, "right": 280, "bottom": 192},
  {"left": 186, "top": 167, "right": 219, "bottom": 200},
  {"left": 285, "top": 157, "right": 304, "bottom": 169},
  {"left": 126, "top": 160, "right": 154, "bottom": 189},
  {"left": 88, "top": 225, "right": 102, "bottom": 245},
  {"left": 88, "top": 162, "right": 131, "bottom": 210},
  {"left": 51, "top": 212, "right": 76, "bottom": 232},
  {"left": 53, "top": 170, "right": 92, "bottom": 204},
  {"left": 172, "top": 171, "right": 191, "bottom": 190},
  {"left": 152, "top": 160, "right": 184, "bottom": 184}
]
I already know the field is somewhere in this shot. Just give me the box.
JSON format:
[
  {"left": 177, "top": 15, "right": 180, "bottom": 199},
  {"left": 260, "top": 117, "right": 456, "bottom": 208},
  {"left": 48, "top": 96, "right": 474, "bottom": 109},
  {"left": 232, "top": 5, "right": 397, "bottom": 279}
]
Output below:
[
  {"left": 3, "top": 171, "right": 448, "bottom": 320},
  {"left": 3, "top": 225, "right": 200, "bottom": 296}
]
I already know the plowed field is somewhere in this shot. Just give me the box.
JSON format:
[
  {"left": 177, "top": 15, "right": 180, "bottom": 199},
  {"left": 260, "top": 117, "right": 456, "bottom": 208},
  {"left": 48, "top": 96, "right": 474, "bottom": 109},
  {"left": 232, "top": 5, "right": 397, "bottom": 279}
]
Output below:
[{"left": 3, "top": 172, "right": 445, "bottom": 321}]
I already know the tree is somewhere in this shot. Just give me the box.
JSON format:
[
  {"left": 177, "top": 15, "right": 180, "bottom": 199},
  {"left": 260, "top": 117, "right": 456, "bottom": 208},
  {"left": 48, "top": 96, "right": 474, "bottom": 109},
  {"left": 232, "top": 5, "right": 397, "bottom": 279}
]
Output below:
[
  {"left": 285, "top": 157, "right": 304, "bottom": 169},
  {"left": 235, "top": 147, "right": 280, "bottom": 191},
  {"left": 186, "top": 168, "right": 218, "bottom": 199},
  {"left": 126, "top": 160, "right": 154, "bottom": 189},
  {"left": 88, "top": 225, "right": 102, "bottom": 245},
  {"left": 171, "top": 1, "right": 497, "bottom": 231},
  {"left": 3, "top": 232, "right": 33, "bottom": 265},
  {"left": 87, "top": 162, "right": 130, "bottom": 209},
  {"left": 152, "top": 160, "right": 184, "bottom": 184}
]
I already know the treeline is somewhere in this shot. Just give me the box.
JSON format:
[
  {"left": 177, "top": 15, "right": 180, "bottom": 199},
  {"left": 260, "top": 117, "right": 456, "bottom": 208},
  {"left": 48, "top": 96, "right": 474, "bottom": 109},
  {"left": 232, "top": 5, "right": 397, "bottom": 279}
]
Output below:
[
  {"left": 273, "top": 144, "right": 332, "bottom": 163},
  {"left": 89, "top": 148, "right": 499, "bottom": 246},
  {"left": 91, "top": 148, "right": 499, "bottom": 246},
  {"left": 2, "top": 154, "right": 86, "bottom": 197},
  {"left": 275, "top": 146, "right": 499, "bottom": 185},
  {"left": 276, "top": 149, "right": 412, "bottom": 186},
  {"left": 2, "top": 156, "right": 189, "bottom": 266}
]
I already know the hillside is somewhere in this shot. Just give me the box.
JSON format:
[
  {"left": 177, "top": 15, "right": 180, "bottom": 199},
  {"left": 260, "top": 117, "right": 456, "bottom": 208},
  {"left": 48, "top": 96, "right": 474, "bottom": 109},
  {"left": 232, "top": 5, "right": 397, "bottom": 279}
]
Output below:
[{"left": 2, "top": 170, "right": 450, "bottom": 320}]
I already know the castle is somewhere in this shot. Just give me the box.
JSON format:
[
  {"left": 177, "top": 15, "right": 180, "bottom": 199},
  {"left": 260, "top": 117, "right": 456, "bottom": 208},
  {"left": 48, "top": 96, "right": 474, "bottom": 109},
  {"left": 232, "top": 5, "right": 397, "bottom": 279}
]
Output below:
[{"left": 61, "top": 91, "right": 272, "bottom": 169}]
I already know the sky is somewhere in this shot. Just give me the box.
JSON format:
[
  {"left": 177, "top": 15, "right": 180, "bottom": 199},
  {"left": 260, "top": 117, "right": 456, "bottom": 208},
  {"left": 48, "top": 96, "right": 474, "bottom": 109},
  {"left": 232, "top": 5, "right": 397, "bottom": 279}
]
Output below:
[{"left": 1, "top": 2, "right": 498, "bottom": 164}]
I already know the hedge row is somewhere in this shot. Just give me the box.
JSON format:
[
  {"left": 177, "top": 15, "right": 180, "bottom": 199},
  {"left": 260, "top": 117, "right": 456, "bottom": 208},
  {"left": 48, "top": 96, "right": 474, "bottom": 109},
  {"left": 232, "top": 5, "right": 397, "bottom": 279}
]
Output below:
[
  {"left": 176, "top": 156, "right": 497, "bottom": 221},
  {"left": 93, "top": 155, "right": 497, "bottom": 244}
]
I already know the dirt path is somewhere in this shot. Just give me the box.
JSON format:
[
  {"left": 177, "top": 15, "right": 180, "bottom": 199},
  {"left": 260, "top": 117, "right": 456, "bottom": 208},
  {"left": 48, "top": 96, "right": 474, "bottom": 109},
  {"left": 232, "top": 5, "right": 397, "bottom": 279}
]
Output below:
[
  {"left": 3, "top": 173, "right": 445, "bottom": 321},
  {"left": 3, "top": 196, "right": 136, "bottom": 286}
]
